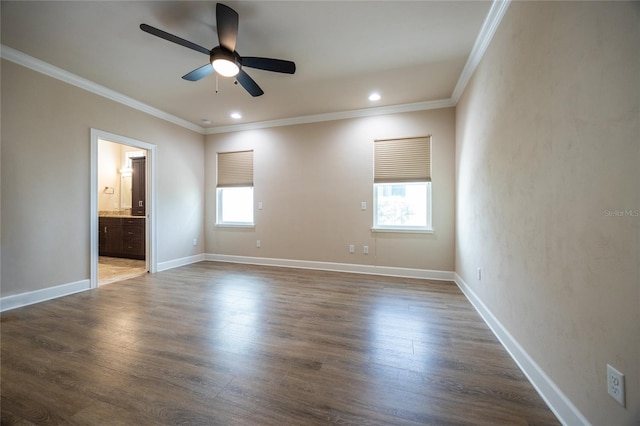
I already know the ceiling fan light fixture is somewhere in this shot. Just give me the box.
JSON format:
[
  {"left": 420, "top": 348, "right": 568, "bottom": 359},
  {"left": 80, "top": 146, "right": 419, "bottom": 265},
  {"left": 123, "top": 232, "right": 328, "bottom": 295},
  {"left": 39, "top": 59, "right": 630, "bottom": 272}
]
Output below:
[
  {"left": 211, "top": 47, "right": 240, "bottom": 77},
  {"left": 212, "top": 58, "right": 239, "bottom": 77}
]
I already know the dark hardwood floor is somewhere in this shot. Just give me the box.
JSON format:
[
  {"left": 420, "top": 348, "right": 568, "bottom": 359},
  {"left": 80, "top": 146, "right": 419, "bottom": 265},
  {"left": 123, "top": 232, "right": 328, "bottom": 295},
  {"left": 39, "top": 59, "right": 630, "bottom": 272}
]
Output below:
[{"left": 1, "top": 262, "right": 559, "bottom": 425}]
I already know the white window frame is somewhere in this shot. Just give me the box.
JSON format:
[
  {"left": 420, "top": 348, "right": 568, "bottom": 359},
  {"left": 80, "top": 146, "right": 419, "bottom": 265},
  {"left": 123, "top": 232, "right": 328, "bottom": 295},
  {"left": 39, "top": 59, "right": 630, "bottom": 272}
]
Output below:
[
  {"left": 216, "top": 186, "right": 255, "bottom": 228},
  {"left": 372, "top": 181, "right": 432, "bottom": 233}
]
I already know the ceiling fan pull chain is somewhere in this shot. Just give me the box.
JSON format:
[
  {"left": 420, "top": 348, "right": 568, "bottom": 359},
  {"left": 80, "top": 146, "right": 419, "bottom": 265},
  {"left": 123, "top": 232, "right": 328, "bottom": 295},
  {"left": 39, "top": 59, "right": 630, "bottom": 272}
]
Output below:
[{"left": 215, "top": 74, "right": 219, "bottom": 93}]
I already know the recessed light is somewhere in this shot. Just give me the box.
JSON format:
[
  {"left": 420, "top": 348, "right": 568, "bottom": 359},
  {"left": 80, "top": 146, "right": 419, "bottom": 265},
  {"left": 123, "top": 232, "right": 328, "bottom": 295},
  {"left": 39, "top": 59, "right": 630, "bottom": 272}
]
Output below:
[
  {"left": 230, "top": 112, "right": 242, "bottom": 119},
  {"left": 369, "top": 92, "right": 381, "bottom": 101}
]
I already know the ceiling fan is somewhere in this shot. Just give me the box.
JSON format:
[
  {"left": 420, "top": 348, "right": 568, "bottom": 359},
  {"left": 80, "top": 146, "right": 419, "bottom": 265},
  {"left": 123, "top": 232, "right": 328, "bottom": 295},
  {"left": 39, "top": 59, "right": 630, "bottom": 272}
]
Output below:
[{"left": 140, "top": 3, "right": 296, "bottom": 97}]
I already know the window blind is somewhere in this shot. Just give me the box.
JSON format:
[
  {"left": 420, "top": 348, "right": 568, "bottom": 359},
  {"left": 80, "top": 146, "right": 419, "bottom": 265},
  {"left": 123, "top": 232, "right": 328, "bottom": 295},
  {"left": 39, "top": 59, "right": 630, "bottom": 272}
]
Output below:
[
  {"left": 374, "top": 136, "right": 431, "bottom": 183},
  {"left": 217, "top": 150, "right": 254, "bottom": 187}
]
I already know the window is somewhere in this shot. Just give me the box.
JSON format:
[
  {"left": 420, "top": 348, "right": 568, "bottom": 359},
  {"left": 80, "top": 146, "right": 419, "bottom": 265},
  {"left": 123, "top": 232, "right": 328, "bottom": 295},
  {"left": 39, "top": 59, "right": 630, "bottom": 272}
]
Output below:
[
  {"left": 216, "top": 150, "right": 254, "bottom": 226},
  {"left": 374, "top": 182, "right": 431, "bottom": 228},
  {"left": 373, "top": 136, "right": 432, "bottom": 232},
  {"left": 217, "top": 186, "right": 254, "bottom": 224}
]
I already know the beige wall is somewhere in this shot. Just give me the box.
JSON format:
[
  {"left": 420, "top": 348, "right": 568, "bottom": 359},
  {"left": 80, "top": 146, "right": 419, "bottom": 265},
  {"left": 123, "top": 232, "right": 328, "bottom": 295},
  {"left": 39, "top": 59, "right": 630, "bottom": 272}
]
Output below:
[
  {"left": 456, "top": 2, "right": 639, "bottom": 424},
  {"left": 1, "top": 60, "right": 205, "bottom": 297},
  {"left": 205, "top": 108, "right": 456, "bottom": 272}
]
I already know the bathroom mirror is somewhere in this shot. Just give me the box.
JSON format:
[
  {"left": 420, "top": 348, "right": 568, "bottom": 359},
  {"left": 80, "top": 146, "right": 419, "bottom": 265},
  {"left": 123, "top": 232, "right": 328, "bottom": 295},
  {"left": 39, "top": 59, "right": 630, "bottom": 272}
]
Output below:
[
  {"left": 120, "top": 174, "right": 132, "bottom": 208},
  {"left": 119, "top": 150, "right": 143, "bottom": 209}
]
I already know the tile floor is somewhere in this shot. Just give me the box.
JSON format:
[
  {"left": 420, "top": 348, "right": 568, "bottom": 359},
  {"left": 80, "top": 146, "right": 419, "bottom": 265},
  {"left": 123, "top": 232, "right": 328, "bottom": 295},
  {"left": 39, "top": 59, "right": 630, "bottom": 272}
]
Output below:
[{"left": 98, "top": 256, "right": 146, "bottom": 285}]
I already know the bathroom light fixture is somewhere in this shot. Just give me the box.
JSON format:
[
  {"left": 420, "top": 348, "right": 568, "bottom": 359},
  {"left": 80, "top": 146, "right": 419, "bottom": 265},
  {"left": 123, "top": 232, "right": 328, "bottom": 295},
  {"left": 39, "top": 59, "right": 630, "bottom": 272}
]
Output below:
[
  {"left": 369, "top": 92, "right": 381, "bottom": 101},
  {"left": 230, "top": 112, "right": 242, "bottom": 119},
  {"left": 211, "top": 47, "right": 240, "bottom": 77}
]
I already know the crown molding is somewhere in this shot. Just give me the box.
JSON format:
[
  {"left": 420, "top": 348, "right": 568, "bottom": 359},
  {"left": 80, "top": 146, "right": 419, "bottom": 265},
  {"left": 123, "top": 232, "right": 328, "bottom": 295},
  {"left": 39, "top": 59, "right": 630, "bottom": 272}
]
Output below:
[
  {"left": 1, "top": 0, "right": 508, "bottom": 136},
  {"left": 451, "top": 0, "right": 511, "bottom": 103},
  {"left": 1, "top": 45, "right": 205, "bottom": 134},
  {"left": 204, "top": 98, "right": 456, "bottom": 135}
]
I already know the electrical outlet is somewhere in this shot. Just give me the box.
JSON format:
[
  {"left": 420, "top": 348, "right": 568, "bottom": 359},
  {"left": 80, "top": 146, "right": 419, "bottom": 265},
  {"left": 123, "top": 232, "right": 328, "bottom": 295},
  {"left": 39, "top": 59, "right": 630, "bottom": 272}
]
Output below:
[
  {"left": 363, "top": 245, "right": 369, "bottom": 254},
  {"left": 256, "top": 240, "right": 261, "bottom": 248},
  {"left": 361, "top": 201, "right": 367, "bottom": 210},
  {"left": 607, "top": 364, "right": 625, "bottom": 407},
  {"left": 192, "top": 238, "right": 197, "bottom": 246},
  {"left": 349, "top": 244, "right": 355, "bottom": 254}
]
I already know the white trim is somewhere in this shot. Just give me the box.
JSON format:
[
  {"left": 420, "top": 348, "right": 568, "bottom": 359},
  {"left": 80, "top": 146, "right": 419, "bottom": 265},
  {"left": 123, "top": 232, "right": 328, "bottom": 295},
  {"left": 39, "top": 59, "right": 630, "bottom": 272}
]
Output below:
[
  {"left": 1, "top": 45, "right": 204, "bottom": 134},
  {"left": 157, "top": 254, "right": 206, "bottom": 272},
  {"left": 204, "top": 99, "right": 456, "bottom": 134},
  {"left": 453, "top": 273, "right": 590, "bottom": 426},
  {"left": 371, "top": 228, "right": 434, "bottom": 234},
  {"left": 451, "top": 0, "right": 511, "bottom": 103},
  {"left": 205, "top": 254, "right": 454, "bottom": 281},
  {"left": 91, "top": 129, "right": 158, "bottom": 289},
  {"left": 0, "top": 279, "right": 91, "bottom": 312},
  {"left": 90, "top": 132, "right": 99, "bottom": 289},
  {"left": 145, "top": 141, "right": 158, "bottom": 274}
]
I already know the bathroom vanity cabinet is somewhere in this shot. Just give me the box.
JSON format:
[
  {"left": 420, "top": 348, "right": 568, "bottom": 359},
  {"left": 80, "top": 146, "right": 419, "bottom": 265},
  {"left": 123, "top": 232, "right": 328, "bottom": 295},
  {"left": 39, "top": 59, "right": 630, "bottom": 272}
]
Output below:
[
  {"left": 131, "top": 157, "right": 146, "bottom": 216},
  {"left": 99, "top": 217, "right": 145, "bottom": 259}
]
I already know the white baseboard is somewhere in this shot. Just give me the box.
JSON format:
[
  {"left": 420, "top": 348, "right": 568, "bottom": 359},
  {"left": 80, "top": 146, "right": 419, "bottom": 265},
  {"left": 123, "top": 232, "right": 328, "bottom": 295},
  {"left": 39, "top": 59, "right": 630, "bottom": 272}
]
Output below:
[
  {"left": 453, "top": 273, "right": 589, "bottom": 426},
  {"left": 205, "top": 253, "right": 455, "bottom": 281},
  {"left": 0, "top": 279, "right": 91, "bottom": 312},
  {"left": 157, "top": 254, "right": 205, "bottom": 272},
  {"left": 2, "top": 253, "right": 448, "bottom": 312}
]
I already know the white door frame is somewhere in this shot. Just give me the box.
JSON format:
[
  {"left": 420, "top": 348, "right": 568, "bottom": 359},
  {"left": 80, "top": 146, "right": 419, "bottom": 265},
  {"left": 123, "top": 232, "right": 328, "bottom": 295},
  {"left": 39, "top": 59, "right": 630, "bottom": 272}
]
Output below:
[{"left": 90, "top": 128, "right": 157, "bottom": 288}]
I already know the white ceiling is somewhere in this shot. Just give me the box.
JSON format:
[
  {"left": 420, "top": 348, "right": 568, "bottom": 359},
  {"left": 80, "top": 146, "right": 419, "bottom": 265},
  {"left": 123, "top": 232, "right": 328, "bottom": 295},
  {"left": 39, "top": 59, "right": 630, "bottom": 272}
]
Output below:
[{"left": 1, "top": 1, "right": 493, "bottom": 131}]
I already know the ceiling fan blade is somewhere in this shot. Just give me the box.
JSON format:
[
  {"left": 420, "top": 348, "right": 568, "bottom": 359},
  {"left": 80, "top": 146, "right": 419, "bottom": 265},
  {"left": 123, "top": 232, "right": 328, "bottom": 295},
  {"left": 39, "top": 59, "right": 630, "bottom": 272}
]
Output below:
[
  {"left": 242, "top": 57, "right": 296, "bottom": 74},
  {"left": 140, "top": 24, "right": 210, "bottom": 55},
  {"left": 182, "top": 64, "right": 214, "bottom": 81},
  {"left": 216, "top": 3, "right": 238, "bottom": 52},
  {"left": 236, "top": 70, "right": 264, "bottom": 97}
]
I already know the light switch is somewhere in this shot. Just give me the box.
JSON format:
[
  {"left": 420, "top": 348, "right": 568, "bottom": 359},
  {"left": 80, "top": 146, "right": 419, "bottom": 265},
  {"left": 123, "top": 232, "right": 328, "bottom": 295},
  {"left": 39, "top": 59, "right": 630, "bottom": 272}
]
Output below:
[{"left": 361, "top": 201, "right": 367, "bottom": 210}]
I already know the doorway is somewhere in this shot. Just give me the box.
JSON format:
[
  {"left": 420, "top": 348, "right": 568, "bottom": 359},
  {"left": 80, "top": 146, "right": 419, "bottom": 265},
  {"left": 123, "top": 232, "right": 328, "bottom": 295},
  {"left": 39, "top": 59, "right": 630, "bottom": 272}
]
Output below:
[{"left": 90, "top": 129, "right": 156, "bottom": 289}]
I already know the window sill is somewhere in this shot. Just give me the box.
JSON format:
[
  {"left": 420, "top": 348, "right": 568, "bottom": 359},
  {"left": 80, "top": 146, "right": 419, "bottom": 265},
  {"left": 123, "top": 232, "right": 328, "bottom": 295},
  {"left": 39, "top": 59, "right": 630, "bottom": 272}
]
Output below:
[
  {"left": 371, "top": 227, "right": 434, "bottom": 234},
  {"left": 215, "top": 223, "right": 255, "bottom": 229}
]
